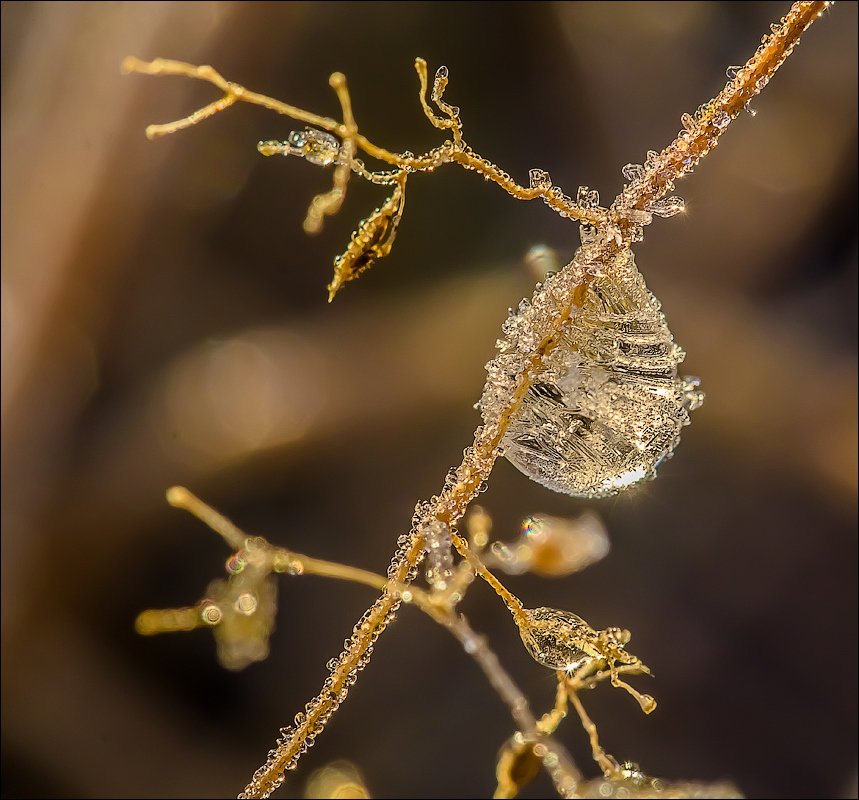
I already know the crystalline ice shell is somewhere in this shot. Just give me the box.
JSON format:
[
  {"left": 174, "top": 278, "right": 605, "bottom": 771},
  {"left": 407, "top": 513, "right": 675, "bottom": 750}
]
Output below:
[{"left": 502, "top": 251, "right": 702, "bottom": 498}]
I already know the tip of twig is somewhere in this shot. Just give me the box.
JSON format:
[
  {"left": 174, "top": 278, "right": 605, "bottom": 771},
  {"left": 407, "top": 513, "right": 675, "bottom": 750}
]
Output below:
[
  {"left": 257, "top": 140, "right": 281, "bottom": 157},
  {"left": 120, "top": 56, "right": 139, "bottom": 75},
  {"left": 639, "top": 694, "right": 657, "bottom": 714},
  {"left": 134, "top": 610, "right": 156, "bottom": 635},
  {"left": 166, "top": 485, "right": 191, "bottom": 508},
  {"left": 329, "top": 71, "right": 346, "bottom": 90}
]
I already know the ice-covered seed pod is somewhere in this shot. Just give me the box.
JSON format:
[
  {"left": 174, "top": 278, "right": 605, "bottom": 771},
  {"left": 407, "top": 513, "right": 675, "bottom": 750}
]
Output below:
[
  {"left": 518, "top": 607, "right": 594, "bottom": 672},
  {"left": 502, "top": 248, "right": 703, "bottom": 498}
]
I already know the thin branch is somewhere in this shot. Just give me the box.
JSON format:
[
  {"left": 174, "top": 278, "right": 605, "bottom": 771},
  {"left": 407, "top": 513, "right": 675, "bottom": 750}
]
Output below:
[
  {"left": 568, "top": 687, "right": 621, "bottom": 778},
  {"left": 413, "top": 601, "right": 581, "bottom": 798},
  {"left": 122, "top": 55, "right": 607, "bottom": 227},
  {"left": 166, "top": 485, "right": 246, "bottom": 551},
  {"left": 121, "top": 57, "right": 341, "bottom": 139},
  {"left": 611, "top": 1, "right": 830, "bottom": 237},
  {"left": 302, "top": 72, "right": 356, "bottom": 234}
]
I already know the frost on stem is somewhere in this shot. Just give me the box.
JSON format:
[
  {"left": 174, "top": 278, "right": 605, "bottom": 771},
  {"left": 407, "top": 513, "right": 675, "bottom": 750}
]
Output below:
[
  {"left": 422, "top": 520, "right": 454, "bottom": 590},
  {"left": 125, "top": 3, "right": 831, "bottom": 796}
]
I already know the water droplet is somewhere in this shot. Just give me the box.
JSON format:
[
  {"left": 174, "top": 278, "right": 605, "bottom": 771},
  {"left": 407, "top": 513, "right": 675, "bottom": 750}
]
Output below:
[
  {"left": 576, "top": 186, "right": 600, "bottom": 208},
  {"left": 519, "top": 607, "right": 593, "bottom": 671},
  {"left": 201, "top": 603, "right": 222, "bottom": 625},
  {"left": 226, "top": 553, "right": 246, "bottom": 574},
  {"left": 423, "top": 520, "right": 454, "bottom": 589},
  {"left": 280, "top": 128, "right": 342, "bottom": 166},
  {"left": 679, "top": 375, "right": 705, "bottom": 413},
  {"left": 623, "top": 209, "right": 653, "bottom": 227},
  {"left": 712, "top": 110, "right": 731, "bottom": 130},
  {"left": 235, "top": 592, "right": 258, "bottom": 615}
]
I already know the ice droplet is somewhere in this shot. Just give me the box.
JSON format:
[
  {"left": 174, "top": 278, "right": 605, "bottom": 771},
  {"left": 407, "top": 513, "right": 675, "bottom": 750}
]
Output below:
[
  {"left": 265, "top": 128, "right": 342, "bottom": 166},
  {"left": 576, "top": 186, "right": 600, "bottom": 209},
  {"left": 646, "top": 196, "right": 685, "bottom": 218}
]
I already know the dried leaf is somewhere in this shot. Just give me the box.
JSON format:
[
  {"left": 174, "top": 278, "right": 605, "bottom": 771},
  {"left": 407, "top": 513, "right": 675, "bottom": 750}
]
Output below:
[{"left": 327, "top": 179, "right": 406, "bottom": 301}]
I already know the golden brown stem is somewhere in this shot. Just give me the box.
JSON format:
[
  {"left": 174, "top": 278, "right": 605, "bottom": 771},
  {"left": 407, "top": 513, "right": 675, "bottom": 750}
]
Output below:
[
  {"left": 568, "top": 687, "right": 621, "bottom": 777},
  {"left": 121, "top": 55, "right": 606, "bottom": 226},
  {"left": 166, "top": 485, "right": 246, "bottom": 551},
  {"left": 121, "top": 57, "right": 341, "bottom": 139},
  {"left": 613, "top": 1, "right": 829, "bottom": 234},
  {"left": 302, "top": 72, "right": 356, "bottom": 234},
  {"left": 451, "top": 532, "right": 525, "bottom": 622},
  {"left": 537, "top": 675, "right": 570, "bottom": 736}
]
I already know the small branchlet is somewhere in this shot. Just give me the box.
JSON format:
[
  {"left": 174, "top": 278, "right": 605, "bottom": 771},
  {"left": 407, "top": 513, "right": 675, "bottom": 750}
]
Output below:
[{"left": 122, "top": 53, "right": 609, "bottom": 301}]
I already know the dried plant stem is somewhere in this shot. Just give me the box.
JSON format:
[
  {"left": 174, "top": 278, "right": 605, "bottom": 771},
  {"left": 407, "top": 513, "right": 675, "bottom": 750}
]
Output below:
[
  {"left": 450, "top": 531, "right": 526, "bottom": 625},
  {"left": 411, "top": 601, "right": 581, "bottom": 798},
  {"left": 538, "top": 676, "right": 570, "bottom": 737},
  {"left": 612, "top": 1, "right": 830, "bottom": 236},
  {"left": 568, "top": 687, "right": 620, "bottom": 778},
  {"left": 123, "top": 5, "right": 829, "bottom": 794},
  {"left": 241, "top": 272, "right": 591, "bottom": 796},
  {"left": 120, "top": 55, "right": 606, "bottom": 227},
  {"left": 166, "top": 486, "right": 246, "bottom": 550}
]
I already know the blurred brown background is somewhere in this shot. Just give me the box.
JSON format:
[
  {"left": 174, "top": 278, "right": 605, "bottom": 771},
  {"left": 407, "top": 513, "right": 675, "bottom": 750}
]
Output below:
[{"left": 2, "top": 2, "right": 856, "bottom": 798}]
